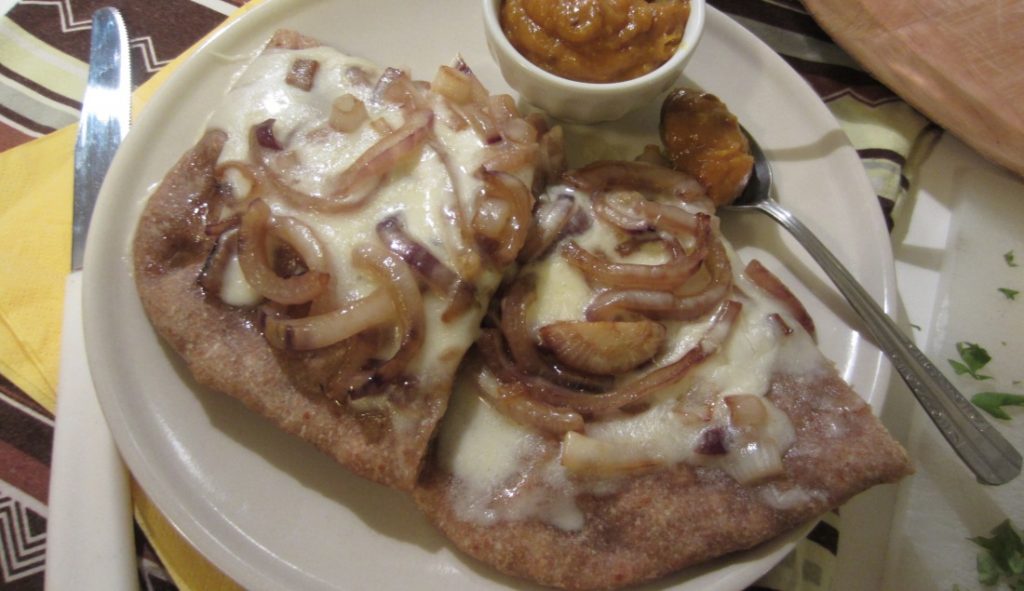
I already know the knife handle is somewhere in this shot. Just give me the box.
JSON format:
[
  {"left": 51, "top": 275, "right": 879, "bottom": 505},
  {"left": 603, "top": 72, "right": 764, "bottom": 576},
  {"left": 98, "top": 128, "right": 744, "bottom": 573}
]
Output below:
[{"left": 45, "top": 272, "right": 138, "bottom": 591}]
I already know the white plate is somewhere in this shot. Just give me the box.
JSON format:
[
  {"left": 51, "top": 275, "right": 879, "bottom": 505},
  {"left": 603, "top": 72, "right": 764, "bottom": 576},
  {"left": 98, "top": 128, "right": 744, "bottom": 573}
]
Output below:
[{"left": 84, "top": 1, "right": 895, "bottom": 590}]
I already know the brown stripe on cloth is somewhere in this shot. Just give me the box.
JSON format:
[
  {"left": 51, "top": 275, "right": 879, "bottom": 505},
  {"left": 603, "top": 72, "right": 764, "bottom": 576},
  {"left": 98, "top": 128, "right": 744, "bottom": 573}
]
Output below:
[
  {"left": 7, "top": 0, "right": 229, "bottom": 87},
  {"left": 0, "top": 440, "right": 50, "bottom": 504},
  {"left": 0, "top": 63, "right": 81, "bottom": 111},
  {"left": 0, "top": 393, "right": 53, "bottom": 468},
  {"left": 0, "top": 103, "right": 55, "bottom": 136}
]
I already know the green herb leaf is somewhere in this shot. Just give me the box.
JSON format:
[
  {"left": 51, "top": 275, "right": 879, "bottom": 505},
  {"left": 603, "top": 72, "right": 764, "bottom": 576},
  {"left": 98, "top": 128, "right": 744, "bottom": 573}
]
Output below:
[
  {"left": 949, "top": 342, "right": 993, "bottom": 380},
  {"left": 970, "top": 520, "right": 1024, "bottom": 587},
  {"left": 999, "top": 288, "right": 1020, "bottom": 300},
  {"left": 978, "top": 551, "right": 1002, "bottom": 585},
  {"left": 1007, "top": 250, "right": 1020, "bottom": 267},
  {"left": 972, "top": 393, "right": 1024, "bottom": 420}
]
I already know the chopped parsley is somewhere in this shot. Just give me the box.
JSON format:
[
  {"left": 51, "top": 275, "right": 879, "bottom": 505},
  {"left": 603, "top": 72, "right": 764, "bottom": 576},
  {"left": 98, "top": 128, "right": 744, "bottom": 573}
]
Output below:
[
  {"left": 970, "top": 519, "right": 1024, "bottom": 588},
  {"left": 1007, "top": 250, "right": 1020, "bottom": 268},
  {"left": 972, "top": 392, "right": 1024, "bottom": 420},
  {"left": 949, "top": 342, "right": 993, "bottom": 381},
  {"left": 999, "top": 288, "right": 1020, "bottom": 300}
]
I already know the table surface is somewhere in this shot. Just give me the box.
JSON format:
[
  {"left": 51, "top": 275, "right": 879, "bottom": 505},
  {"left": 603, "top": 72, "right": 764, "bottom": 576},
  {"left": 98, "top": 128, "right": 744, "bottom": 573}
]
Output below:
[{"left": 2, "top": 1, "right": 1022, "bottom": 590}]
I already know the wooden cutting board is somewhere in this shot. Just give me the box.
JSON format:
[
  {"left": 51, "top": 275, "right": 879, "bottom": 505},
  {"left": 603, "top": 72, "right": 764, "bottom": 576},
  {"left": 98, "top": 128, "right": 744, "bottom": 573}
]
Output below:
[{"left": 803, "top": 0, "right": 1024, "bottom": 179}]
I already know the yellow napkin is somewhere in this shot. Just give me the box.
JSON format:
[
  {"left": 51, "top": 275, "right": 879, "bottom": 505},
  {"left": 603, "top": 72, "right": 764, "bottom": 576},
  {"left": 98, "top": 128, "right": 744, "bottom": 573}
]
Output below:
[{"left": 0, "top": 0, "right": 265, "bottom": 588}]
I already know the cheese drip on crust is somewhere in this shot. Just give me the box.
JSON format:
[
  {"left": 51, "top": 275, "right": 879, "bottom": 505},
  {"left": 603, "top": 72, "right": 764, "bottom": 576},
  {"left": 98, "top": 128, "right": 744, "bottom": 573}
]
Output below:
[
  {"left": 436, "top": 162, "right": 831, "bottom": 529},
  {"left": 195, "top": 40, "right": 557, "bottom": 401}
]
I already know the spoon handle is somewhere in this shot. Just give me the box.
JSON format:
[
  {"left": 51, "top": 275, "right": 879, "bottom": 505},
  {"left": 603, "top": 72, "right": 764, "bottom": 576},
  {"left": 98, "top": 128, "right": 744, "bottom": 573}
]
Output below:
[{"left": 757, "top": 198, "right": 1021, "bottom": 485}]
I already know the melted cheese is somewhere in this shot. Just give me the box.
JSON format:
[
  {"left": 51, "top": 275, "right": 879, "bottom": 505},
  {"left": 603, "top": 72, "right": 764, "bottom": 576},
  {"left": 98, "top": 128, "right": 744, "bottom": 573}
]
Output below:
[
  {"left": 205, "top": 44, "right": 515, "bottom": 378},
  {"left": 438, "top": 186, "right": 826, "bottom": 530}
]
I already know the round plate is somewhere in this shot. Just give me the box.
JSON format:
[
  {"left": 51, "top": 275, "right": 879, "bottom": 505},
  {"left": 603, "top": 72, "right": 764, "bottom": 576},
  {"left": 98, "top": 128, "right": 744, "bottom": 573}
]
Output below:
[{"left": 84, "top": 1, "right": 894, "bottom": 589}]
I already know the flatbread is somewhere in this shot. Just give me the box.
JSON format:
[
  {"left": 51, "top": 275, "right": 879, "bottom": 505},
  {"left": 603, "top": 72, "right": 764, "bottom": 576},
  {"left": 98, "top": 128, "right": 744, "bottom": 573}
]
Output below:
[
  {"left": 133, "top": 30, "right": 545, "bottom": 489},
  {"left": 413, "top": 162, "right": 911, "bottom": 589}
]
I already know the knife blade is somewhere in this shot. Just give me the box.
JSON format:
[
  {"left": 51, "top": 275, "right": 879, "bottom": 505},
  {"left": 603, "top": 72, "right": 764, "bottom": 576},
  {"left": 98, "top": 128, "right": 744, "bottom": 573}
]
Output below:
[
  {"left": 71, "top": 6, "right": 131, "bottom": 270},
  {"left": 45, "top": 7, "right": 137, "bottom": 591}
]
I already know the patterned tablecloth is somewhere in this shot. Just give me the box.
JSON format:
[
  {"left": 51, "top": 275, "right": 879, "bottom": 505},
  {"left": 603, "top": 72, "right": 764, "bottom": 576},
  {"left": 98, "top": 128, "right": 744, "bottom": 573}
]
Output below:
[{"left": 0, "top": 0, "right": 931, "bottom": 588}]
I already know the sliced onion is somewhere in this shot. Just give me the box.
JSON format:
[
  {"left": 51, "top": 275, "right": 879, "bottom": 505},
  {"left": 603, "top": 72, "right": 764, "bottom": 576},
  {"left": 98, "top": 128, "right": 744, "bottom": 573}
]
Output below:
[
  {"left": 473, "top": 170, "right": 534, "bottom": 265},
  {"left": 497, "top": 278, "right": 610, "bottom": 392},
  {"left": 237, "top": 200, "right": 329, "bottom": 305},
  {"left": 564, "top": 160, "right": 708, "bottom": 204},
  {"left": 285, "top": 58, "right": 319, "bottom": 91},
  {"left": 529, "top": 300, "right": 740, "bottom": 415},
  {"left": 744, "top": 259, "right": 816, "bottom": 338},
  {"left": 427, "top": 137, "right": 482, "bottom": 280},
  {"left": 328, "top": 108, "right": 433, "bottom": 203},
  {"left": 724, "top": 394, "right": 768, "bottom": 428},
  {"left": 204, "top": 214, "right": 240, "bottom": 237},
  {"left": 261, "top": 288, "right": 393, "bottom": 350},
  {"left": 518, "top": 193, "right": 575, "bottom": 263},
  {"left": 375, "top": 216, "right": 475, "bottom": 321},
  {"left": 588, "top": 233, "right": 734, "bottom": 321},
  {"left": 724, "top": 440, "right": 785, "bottom": 485},
  {"left": 766, "top": 312, "right": 794, "bottom": 336},
  {"left": 268, "top": 215, "right": 328, "bottom": 273},
  {"left": 251, "top": 109, "right": 432, "bottom": 213},
  {"left": 593, "top": 190, "right": 708, "bottom": 238},
  {"left": 352, "top": 241, "right": 424, "bottom": 381},
  {"left": 215, "top": 160, "right": 263, "bottom": 204},
  {"left": 329, "top": 94, "right": 368, "bottom": 133},
  {"left": 561, "top": 431, "right": 659, "bottom": 475},
  {"left": 560, "top": 233, "right": 704, "bottom": 292},
  {"left": 474, "top": 364, "right": 583, "bottom": 435},
  {"left": 253, "top": 118, "right": 282, "bottom": 150},
  {"left": 481, "top": 140, "right": 538, "bottom": 173},
  {"left": 198, "top": 230, "right": 237, "bottom": 296},
  {"left": 432, "top": 65, "right": 473, "bottom": 104},
  {"left": 533, "top": 125, "right": 566, "bottom": 196}
]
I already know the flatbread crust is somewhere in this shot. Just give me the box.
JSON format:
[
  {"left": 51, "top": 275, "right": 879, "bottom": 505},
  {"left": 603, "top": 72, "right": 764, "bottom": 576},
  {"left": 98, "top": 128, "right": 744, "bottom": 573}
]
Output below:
[
  {"left": 132, "top": 29, "right": 521, "bottom": 490},
  {"left": 414, "top": 367, "right": 910, "bottom": 590},
  {"left": 133, "top": 129, "right": 459, "bottom": 489}
]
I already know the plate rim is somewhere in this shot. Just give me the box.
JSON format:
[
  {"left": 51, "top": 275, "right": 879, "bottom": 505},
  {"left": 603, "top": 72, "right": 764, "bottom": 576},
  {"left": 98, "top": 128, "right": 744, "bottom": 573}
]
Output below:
[{"left": 83, "top": 1, "right": 896, "bottom": 590}]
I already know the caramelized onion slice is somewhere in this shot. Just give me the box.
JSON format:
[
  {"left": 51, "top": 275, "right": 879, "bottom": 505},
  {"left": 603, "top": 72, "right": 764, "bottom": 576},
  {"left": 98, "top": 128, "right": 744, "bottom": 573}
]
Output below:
[
  {"left": 744, "top": 259, "right": 816, "bottom": 338},
  {"left": 527, "top": 300, "right": 742, "bottom": 416},
  {"left": 561, "top": 432, "right": 659, "bottom": 476},
  {"left": 473, "top": 170, "right": 534, "bottom": 265},
  {"left": 352, "top": 241, "right": 425, "bottom": 381},
  {"left": 250, "top": 109, "right": 433, "bottom": 213},
  {"left": 564, "top": 160, "right": 709, "bottom": 204},
  {"left": 518, "top": 193, "right": 575, "bottom": 263},
  {"left": 586, "top": 232, "right": 732, "bottom": 322},
  {"left": 474, "top": 364, "right": 584, "bottom": 435},
  {"left": 237, "top": 200, "right": 329, "bottom": 305},
  {"left": 376, "top": 216, "right": 475, "bottom": 320},
  {"left": 538, "top": 320, "right": 665, "bottom": 375},
  {"left": 261, "top": 288, "right": 393, "bottom": 350},
  {"left": 499, "top": 276, "right": 611, "bottom": 392},
  {"left": 560, "top": 234, "right": 703, "bottom": 292}
]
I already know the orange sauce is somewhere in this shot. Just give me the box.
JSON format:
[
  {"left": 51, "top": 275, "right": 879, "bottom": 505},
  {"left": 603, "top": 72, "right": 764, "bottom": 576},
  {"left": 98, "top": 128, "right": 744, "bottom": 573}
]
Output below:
[{"left": 500, "top": 0, "right": 691, "bottom": 84}]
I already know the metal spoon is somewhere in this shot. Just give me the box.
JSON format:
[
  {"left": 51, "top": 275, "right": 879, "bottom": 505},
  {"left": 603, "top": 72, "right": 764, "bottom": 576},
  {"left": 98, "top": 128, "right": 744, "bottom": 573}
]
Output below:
[{"left": 723, "top": 128, "right": 1021, "bottom": 485}]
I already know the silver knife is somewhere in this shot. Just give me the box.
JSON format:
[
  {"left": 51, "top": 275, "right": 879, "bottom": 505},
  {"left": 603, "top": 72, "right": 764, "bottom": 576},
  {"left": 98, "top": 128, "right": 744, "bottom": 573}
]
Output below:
[{"left": 45, "top": 8, "right": 137, "bottom": 591}]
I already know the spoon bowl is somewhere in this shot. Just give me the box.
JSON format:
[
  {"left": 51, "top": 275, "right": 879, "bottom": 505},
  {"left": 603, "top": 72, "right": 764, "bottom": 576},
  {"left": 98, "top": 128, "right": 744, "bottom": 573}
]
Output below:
[{"left": 722, "top": 127, "right": 1021, "bottom": 485}]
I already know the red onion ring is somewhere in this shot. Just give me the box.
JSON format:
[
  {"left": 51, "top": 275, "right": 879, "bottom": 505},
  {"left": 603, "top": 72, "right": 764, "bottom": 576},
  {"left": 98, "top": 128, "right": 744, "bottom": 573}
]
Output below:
[
  {"left": 744, "top": 259, "right": 816, "bottom": 338},
  {"left": 376, "top": 216, "right": 475, "bottom": 321},
  {"left": 472, "top": 170, "right": 534, "bottom": 266},
  {"left": 352, "top": 241, "right": 425, "bottom": 381},
  {"left": 261, "top": 288, "right": 393, "bottom": 351},
  {"left": 237, "top": 199, "right": 329, "bottom": 305},
  {"left": 564, "top": 160, "right": 709, "bottom": 204}
]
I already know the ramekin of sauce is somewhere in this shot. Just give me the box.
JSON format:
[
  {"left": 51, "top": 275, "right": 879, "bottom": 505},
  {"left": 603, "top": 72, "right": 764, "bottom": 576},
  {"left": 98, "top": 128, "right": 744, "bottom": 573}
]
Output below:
[{"left": 482, "top": 0, "right": 705, "bottom": 122}]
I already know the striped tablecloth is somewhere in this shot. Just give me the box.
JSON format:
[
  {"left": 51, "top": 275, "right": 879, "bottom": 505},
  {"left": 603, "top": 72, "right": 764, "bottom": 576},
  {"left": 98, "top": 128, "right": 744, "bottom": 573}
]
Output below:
[{"left": 0, "top": 1, "right": 931, "bottom": 588}]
